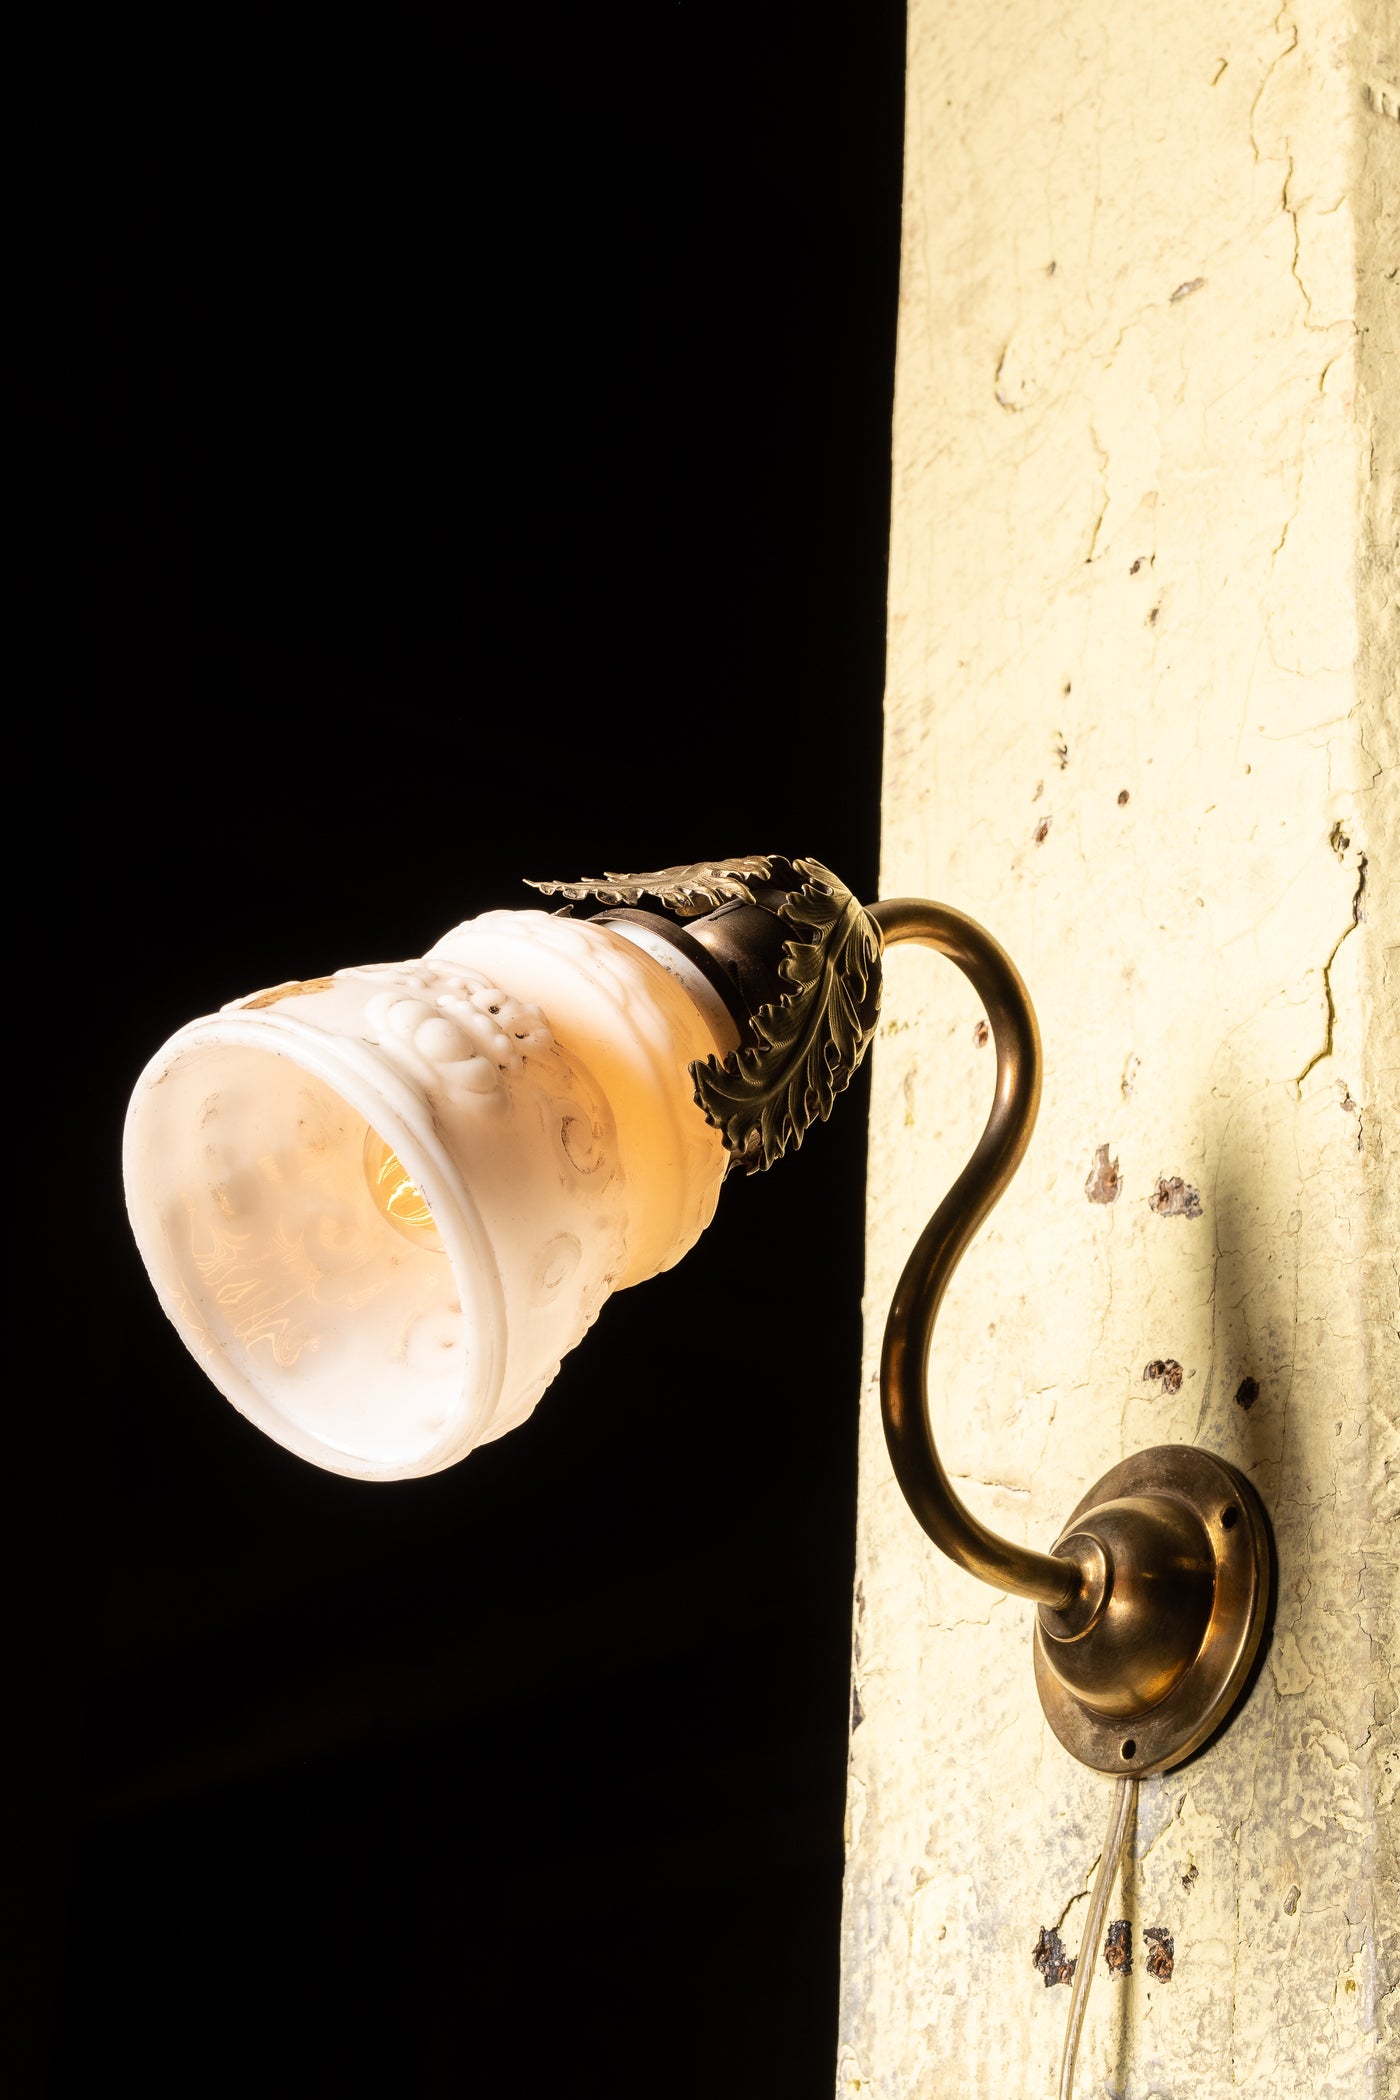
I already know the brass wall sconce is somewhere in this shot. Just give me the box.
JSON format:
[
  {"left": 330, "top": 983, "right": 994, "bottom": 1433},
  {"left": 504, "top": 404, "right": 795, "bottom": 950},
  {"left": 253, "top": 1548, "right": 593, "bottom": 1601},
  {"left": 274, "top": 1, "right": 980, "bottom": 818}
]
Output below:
[{"left": 124, "top": 854, "right": 1273, "bottom": 2092}]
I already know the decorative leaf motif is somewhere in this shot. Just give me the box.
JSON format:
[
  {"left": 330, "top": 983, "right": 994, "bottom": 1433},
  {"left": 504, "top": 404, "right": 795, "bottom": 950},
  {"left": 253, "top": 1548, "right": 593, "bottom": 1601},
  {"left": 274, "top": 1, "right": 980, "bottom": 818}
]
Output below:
[
  {"left": 527, "top": 853, "right": 883, "bottom": 1173},
  {"left": 525, "top": 857, "right": 775, "bottom": 918},
  {"left": 690, "top": 856, "right": 883, "bottom": 1173}
]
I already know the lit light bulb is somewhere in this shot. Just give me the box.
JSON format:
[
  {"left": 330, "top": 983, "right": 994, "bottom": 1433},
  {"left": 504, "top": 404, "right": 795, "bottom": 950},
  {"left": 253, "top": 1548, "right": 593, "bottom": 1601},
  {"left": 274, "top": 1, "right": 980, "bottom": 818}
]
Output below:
[{"left": 363, "top": 1128, "right": 444, "bottom": 1248}]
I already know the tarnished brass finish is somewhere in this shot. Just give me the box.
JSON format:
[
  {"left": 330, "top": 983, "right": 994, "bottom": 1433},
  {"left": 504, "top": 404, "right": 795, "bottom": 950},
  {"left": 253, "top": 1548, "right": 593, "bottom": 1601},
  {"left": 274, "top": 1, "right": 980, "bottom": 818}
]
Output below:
[
  {"left": 1038, "top": 1495, "right": 1216, "bottom": 1718},
  {"left": 869, "top": 899, "right": 1080, "bottom": 1607},
  {"left": 869, "top": 897, "right": 1273, "bottom": 1770},
  {"left": 1035, "top": 1448, "right": 1270, "bottom": 1774},
  {"left": 555, "top": 871, "right": 1273, "bottom": 1772},
  {"left": 534, "top": 857, "right": 882, "bottom": 1173}
]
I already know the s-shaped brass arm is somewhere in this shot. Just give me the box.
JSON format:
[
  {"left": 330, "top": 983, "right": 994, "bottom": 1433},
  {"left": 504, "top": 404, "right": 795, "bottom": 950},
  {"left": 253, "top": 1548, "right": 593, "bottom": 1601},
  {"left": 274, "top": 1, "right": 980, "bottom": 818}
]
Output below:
[
  {"left": 541, "top": 860, "right": 1270, "bottom": 1776},
  {"left": 870, "top": 898, "right": 1080, "bottom": 1611},
  {"left": 867, "top": 897, "right": 1270, "bottom": 1774}
]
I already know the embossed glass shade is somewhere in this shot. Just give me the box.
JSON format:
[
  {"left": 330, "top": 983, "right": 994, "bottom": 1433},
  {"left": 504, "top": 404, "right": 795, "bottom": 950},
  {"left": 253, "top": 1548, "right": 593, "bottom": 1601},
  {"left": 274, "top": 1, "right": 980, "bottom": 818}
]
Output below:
[{"left": 124, "top": 911, "right": 736, "bottom": 1481}]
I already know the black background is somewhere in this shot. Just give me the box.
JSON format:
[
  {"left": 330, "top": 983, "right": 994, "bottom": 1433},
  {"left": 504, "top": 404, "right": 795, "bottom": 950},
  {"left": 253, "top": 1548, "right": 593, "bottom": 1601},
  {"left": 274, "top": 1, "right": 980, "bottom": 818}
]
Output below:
[{"left": 17, "top": 6, "right": 904, "bottom": 2093}]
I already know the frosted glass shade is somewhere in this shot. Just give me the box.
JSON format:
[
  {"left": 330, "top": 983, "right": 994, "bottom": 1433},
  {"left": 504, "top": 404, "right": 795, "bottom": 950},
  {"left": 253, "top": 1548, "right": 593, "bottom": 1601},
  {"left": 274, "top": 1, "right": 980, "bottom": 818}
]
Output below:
[{"left": 123, "top": 910, "right": 737, "bottom": 1480}]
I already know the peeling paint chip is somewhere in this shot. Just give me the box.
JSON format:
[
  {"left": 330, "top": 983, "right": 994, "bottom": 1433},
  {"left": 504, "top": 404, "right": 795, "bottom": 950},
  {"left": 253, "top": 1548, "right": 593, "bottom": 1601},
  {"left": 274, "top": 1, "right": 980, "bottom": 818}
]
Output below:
[
  {"left": 1150, "top": 1175, "right": 1202, "bottom": 1220},
  {"left": 1085, "top": 1144, "right": 1121, "bottom": 1205},
  {"left": 1032, "top": 1926, "right": 1075, "bottom": 1988},
  {"left": 1104, "top": 1920, "right": 1132, "bottom": 1976},
  {"left": 1033, "top": 817, "right": 1051, "bottom": 844},
  {"left": 1169, "top": 276, "right": 1206, "bottom": 302},
  {"left": 1234, "top": 1376, "right": 1260, "bottom": 1411},
  {"left": 1144, "top": 1358, "right": 1184, "bottom": 1395},
  {"left": 1143, "top": 1927, "right": 1174, "bottom": 1981}
]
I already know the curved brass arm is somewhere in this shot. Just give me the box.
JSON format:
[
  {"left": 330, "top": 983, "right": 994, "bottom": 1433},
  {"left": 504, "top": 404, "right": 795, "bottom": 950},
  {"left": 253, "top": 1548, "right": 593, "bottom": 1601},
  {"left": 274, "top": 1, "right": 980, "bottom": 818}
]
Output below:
[
  {"left": 616, "top": 862, "right": 1267, "bottom": 1772},
  {"left": 868, "top": 899, "right": 1080, "bottom": 1610},
  {"left": 562, "top": 861, "right": 1266, "bottom": 1758}
]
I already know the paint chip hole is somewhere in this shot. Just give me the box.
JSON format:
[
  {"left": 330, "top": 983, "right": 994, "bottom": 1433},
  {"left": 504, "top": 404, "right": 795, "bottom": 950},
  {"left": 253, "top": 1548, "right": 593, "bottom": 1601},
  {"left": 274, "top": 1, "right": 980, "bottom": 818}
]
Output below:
[
  {"left": 1221, "top": 1505, "right": 1239, "bottom": 1530},
  {"left": 1121, "top": 1739, "right": 1137, "bottom": 1760}
]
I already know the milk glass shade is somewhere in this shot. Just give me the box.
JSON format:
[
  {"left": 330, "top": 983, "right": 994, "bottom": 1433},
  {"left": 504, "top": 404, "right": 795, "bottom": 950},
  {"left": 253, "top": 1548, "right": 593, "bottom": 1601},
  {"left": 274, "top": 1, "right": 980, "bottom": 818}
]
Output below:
[{"left": 123, "top": 911, "right": 737, "bottom": 1480}]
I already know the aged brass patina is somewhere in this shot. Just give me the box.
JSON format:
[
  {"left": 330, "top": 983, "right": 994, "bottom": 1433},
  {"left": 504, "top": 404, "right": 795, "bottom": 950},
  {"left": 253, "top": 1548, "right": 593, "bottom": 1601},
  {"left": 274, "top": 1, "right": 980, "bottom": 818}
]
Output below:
[
  {"left": 539, "top": 864, "right": 1273, "bottom": 1775},
  {"left": 1034, "top": 1447, "right": 1270, "bottom": 1775},
  {"left": 871, "top": 896, "right": 1271, "bottom": 1774}
]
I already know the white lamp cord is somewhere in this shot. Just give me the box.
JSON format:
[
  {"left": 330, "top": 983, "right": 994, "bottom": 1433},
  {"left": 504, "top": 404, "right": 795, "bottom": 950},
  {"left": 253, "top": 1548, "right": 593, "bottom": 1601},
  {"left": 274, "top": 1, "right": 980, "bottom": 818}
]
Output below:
[{"left": 1058, "top": 1776, "right": 1136, "bottom": 2100}]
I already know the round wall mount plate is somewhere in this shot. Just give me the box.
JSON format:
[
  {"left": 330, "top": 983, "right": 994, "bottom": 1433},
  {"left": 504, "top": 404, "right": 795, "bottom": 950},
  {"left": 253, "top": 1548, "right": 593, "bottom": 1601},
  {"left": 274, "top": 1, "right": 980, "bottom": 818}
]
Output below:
[{"left": 1034, "top": 1445, "right": 1271, "bottom": 1777}]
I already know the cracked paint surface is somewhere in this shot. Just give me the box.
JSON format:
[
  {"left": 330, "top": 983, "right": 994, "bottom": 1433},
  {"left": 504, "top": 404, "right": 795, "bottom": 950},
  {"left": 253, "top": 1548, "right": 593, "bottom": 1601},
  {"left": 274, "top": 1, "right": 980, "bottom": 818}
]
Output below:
[{"left": 838, "top": 1, "right": 1397, "bottom": 2095}]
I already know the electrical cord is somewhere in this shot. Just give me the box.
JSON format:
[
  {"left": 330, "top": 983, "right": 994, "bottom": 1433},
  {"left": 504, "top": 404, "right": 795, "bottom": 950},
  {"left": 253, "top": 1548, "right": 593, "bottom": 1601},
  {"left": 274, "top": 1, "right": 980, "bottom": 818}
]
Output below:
[{"left": 1058, "top": 1776, "right": 1135, "bottom": 2100}]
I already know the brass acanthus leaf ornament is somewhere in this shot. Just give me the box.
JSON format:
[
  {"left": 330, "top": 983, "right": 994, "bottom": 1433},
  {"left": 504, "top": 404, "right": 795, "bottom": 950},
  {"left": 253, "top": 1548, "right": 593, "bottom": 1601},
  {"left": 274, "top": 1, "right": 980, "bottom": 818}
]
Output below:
[
  {"left": 692, "top": 857, "right": 883, "bottom": 1172},
  {"left": 526, "top": 857, "right": 777, "bottom": 917},
  {"left": 528, "top": 855, "right": 883, "bottom": 1174}
]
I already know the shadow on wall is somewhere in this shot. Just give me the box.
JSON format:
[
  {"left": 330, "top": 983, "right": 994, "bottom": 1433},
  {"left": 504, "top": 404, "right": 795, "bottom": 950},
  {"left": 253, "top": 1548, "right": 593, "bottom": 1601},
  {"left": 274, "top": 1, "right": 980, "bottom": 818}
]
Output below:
[{"left": 1102, "top": 1110, "right": 1288, "bottom": 2095}]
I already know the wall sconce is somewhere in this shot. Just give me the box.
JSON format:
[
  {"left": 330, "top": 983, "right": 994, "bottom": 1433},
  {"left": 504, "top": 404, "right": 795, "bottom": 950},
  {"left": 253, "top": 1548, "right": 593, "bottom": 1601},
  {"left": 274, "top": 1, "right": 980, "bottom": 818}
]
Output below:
[{"left": 124, "top": 854, "right": 1272, "bottom": 2092}]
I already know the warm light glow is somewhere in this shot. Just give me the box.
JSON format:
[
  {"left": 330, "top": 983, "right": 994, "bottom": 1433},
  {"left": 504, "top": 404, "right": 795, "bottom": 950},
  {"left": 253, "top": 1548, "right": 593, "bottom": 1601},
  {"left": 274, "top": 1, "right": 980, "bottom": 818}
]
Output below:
[
  {"left": 363, "top": 1128, "right": 444, "bottom": 1248},
  {"left": 123, "top": 908, "right": 733, "bottom": 1476}
]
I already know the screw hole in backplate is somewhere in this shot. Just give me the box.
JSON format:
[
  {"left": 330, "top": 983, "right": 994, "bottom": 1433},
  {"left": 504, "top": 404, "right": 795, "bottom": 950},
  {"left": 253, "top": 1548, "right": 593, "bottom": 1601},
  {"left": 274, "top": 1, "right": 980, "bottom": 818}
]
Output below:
[
  {"left": 1222, "top": 1505, "right": 1239, "bottom": 1529},
  {"left": 1121, "top": 1739, "right": 1137, "bottom": 1760}
]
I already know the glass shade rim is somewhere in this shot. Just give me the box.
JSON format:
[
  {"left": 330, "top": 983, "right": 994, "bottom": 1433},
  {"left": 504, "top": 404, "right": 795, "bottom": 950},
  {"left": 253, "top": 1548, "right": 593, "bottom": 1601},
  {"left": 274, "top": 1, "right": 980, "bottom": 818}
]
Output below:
[{"left": 122, "top": 1008, "right": 508, "bottom": 1480}]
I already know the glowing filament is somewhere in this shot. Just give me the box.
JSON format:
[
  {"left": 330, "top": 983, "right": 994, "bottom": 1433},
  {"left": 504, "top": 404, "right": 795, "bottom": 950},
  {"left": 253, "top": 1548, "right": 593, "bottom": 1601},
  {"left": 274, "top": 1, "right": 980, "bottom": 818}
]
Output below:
[{"left": 363, "top": 1129, "right": 443, "bottom": 1247}]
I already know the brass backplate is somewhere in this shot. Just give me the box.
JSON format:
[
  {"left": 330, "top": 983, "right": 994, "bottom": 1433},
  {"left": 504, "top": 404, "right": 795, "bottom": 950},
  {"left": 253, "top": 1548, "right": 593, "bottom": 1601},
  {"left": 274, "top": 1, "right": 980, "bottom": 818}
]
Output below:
[{"left": 1034, "top": 1446, "right": 1271, "bottom": 1777}]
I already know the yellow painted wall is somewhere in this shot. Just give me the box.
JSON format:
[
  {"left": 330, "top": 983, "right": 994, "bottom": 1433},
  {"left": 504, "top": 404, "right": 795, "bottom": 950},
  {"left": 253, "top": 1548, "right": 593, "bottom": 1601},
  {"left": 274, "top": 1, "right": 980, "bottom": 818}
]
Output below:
[{"left": 840, "top": 1, "right": 1397, "bottom": 2091}]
